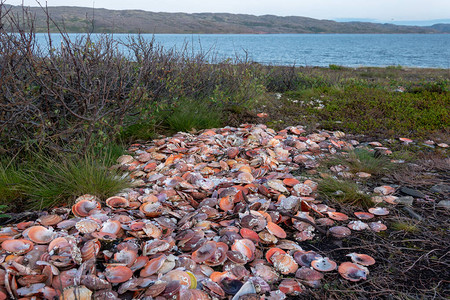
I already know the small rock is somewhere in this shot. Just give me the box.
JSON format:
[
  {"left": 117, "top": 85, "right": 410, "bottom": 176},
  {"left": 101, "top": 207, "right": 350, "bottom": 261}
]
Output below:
[
  {"left": 400, "top": 187, "right": 425, "bottom": 198},
  {"left": 436, "top": 200, "right": 450, "bottom": 209},
  {"left": 402, "top": 206, "right": 423, "bottom": 221},
  {"left": 430, "top": 184, "right": 450, "bottom": 194},
  {"left": 394, "top": 196, "right": 414, "bottom": 206}
]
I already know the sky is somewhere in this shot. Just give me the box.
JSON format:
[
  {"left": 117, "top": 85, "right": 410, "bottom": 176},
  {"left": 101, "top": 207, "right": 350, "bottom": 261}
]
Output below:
[{"left": 4, "top": 0, "right": 450, "bottom": 21}]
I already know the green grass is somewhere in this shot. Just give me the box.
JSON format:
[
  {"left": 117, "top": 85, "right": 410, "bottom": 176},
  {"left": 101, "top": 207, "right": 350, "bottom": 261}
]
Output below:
[
  {"left": 329, "top": 64, "right": 347, "bottom": 70},
  {"left": 19, "top": 150, "right": 130, "bottom": 209},
  {"left": 162, "top": 98, "right": 223, "bottom": 133},
  {"left": 325, "top": 148, "right": 394, "bottom": 176},
  {"left": 0, "top": 160, "right": 23, "bottom": 205},
  {"left": 391, "top": 221, "right": 420, "bottom": 233},
  {"left": 0, "top": 144, "right": 130, "bottom": 210},
  {"left": 318, "top": 176, "right": 373, "bottom": 208},
  {"left": 118, "top": 121, "right": 159, "bottom": 143},
  {"left": 305, "top": 85, "right": 450, "bottom": 138}
]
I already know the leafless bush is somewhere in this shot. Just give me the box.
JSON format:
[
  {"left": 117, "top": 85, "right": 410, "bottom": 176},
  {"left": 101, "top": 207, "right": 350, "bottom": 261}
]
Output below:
[{"left": 0, "top": 3, "right": 266, "bottom": 154}]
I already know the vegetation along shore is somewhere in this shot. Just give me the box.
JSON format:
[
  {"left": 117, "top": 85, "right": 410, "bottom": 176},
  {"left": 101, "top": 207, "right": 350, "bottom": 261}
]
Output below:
[{"left": 0, "top": 4, "right": 449, "bottom": 299}]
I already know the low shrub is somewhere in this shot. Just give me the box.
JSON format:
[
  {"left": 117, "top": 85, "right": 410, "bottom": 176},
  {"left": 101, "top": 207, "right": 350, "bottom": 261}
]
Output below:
[{"left": 309, "top": 85, "right": 450, "bottom": 138}]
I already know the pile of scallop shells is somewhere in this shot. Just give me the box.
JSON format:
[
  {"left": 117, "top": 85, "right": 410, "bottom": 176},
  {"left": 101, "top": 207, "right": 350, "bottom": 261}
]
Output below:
[{"left": 0, "top": 124, "right": 393, "bottom": 299}]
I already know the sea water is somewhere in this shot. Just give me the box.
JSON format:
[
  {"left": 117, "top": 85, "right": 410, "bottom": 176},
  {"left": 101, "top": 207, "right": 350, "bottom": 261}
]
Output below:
[{"left": 35, "top": 33, "right": 450, "bottom": 68}]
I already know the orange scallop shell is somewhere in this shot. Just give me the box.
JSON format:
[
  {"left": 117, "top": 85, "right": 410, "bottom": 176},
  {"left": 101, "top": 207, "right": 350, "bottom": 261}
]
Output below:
[
  {"left": 48, "top": 237, "right": 71, "bottom": 253},
  {"left": 347, "top": 253, "right": 376, "bottom": 266},
  {"left": 38, "top": 215, "right": 63, "bottom": 227},
  {"left": 142, "top": 223, "right": 162, "bottom": 239},
  {"left": 99, "top": 220, "right": 123, "bottom": 236},
  {"left": 105, "top": 196, "right": 129, "bottom": 209},
  {"left": 81, "top": 240, "right": 101, "bottom": 262},
  {"left": 271, "top": 252, "right": 299, "bottom": 274},
  {"left": 2, "top": 239, "right": 34, "bottom": 254},
  {"left": 327, "top": 212, "right": 349, "bottom": 221},
  {"left": 113, "top": 249, "right": 138, "bottom": 267},
  {"left": 231, "top": 239, "right": 255, "bottom": 261},
  {"left": 139, "top": 202, "right": 163, "bottom": 217},
  {"left": 279, "top": 278, "right": 303, "bottom": 295},
  {"left": 266, "top": 222, "right": 287, "bottom": 239},
  {"left": 338, "top": 262, "right": 368, "bottom": 282},
  {"left": 27, "top": 226, "right": 55, "bottom": 244},
  {"left": 104, "top": 266, "right": 133, "bottom": 283},
  {"left": 140, "top": 254, "right": 167, "bottom": 277},
  {"left": 72, "top": 199, "right": 101, "bottom": 217},
  {"left": 266, "top": 247, "right": 286, "bottom": 264},
  {"left": 240, "top": 228, "right": 260, "bottom": 243},
  {"left": 162, "top": 269, "right": 192, "bottom": 287}
]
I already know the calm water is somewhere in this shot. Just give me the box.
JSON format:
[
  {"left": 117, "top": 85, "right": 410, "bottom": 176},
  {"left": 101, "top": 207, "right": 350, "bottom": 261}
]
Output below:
[{"left": 36, "top": 33, "right": 450, "bottom": 68}]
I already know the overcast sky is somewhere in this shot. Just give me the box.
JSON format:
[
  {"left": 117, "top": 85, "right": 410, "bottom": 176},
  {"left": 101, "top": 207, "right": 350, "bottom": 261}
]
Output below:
[{"left": 4, "top": 0, "right": 449, "bottom": 21}]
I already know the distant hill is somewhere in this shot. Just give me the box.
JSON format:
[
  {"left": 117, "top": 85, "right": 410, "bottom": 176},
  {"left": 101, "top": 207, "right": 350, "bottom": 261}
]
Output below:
[
  {"left": 428, "top": 24, "right": 450, "bottom": 33},
  {"left": 2, "top": 5, "right": 448, "bottom": 34}
]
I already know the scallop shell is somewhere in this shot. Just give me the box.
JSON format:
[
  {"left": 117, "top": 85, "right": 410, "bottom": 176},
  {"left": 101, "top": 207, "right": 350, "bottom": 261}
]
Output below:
[
  {"left": 62, "top": 286, "right": 92, "bottom": 300},
  {"left": 80, "top": 240, "right": 100, "bottom": 262},
  {"left": 369, "top": 221, "right": 387, "bottom": 232},
  {"left": 328, "top": 226, "right": 351, "bottom": 238},
  {"left": 368, "top": 207, "right": 389, "bottom": 216},
  {"left": 327, "top": 211, "right": 349, "bottom": 221},
  {"left": 104, "top": 266, "right": 133, "bottom": 283},
  {"left": 192, "top": 241, "right": 217, "bottom": 263},
  {"left": 72, "top": 199, "right": 101, "bottom": 217},
  {"left": 231, "top": 239, "right": 255, "bottom": 261},
  {"left": 271, "top": 252, "right": 298, "bottom": 274},
  {"left": 354, "top": 212, "right": 374, "bottom": 220},
  {"left": 38, "top": 215, "right": 63, "bottom": 227},
  {"left": 2, "top": 239, "right": 34, "bottom": 254},
  {"left": 311, "top": 257, "right": 337, "bottom": 272},
  {"left": 338, "top": 262, "right": 368, "bottom": 282},
  {"left": 279, "top": 278, "right": 304, "bottom": 295},
  {"left": 139, "top": 202, "right": 163, "bottom": 217},
  {"left": 162, "top": 269, "right": 192, "bottom": 287},
  {"left": 75, "top": 219, "right": 100, "bottom": 234},
  {"left": 266, "top": 222, "right": 287, "bottom": 239},
  {"left": 346, "top": 253, "right": 376, "bottom": 266},
  {"left": 105, "top": 196, "right": 129, "bottom": 209},
  {"left": 27, "top": 226, "right": 55, "bottom": 244}
]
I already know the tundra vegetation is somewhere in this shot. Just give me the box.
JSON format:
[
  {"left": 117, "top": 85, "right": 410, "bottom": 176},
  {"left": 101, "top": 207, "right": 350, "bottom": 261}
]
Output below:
[
  {"left": 1, "top": 3, "right": 448, "bottom": 207},
  {"left": 0, "top": 4, "right": 449, "bottom": 298}
]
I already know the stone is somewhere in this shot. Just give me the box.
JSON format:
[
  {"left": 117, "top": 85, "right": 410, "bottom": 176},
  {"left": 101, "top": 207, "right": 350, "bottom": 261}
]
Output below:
[
  {"left": 400, "top": 187, "right": 425, "bottom": 198},
  {"left": 402, "top": 207, "right": 423, "bottom": 221},
  {"left": 436, "top": 200, "right": 450, "bottom": 209},
  {"left": 394, "top": 196, "right": 414, "bottom": 206},
  {"left": 430, "top": 184, "right": 450, "bottom": 194}
]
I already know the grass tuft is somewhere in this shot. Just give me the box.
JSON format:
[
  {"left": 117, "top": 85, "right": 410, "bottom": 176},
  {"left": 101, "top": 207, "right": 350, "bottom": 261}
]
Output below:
[
  {"left": 164, "top": 99, "right": 223, "bottom": 133},
  {"left": 326, "top": 148, "right": 394, "bottom": 176},
  {"left": 0, "top": 160, "right": 23, "bottom": 205},
  {"left": 391, "top": 221, "right": 420, "bottom": 233},
  {"left": 318, "top": 176, "right": 373, "bottom": 208},
  {"left": 17, "top": 148, "right": 130, "bottom": 209}
]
